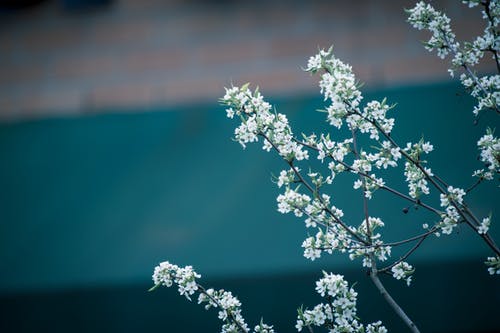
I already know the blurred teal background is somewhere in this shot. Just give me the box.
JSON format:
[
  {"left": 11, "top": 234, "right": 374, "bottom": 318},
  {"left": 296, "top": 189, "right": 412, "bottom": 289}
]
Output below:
[{"left": 0, "top": 81, "right": 499, "bottom": 332}]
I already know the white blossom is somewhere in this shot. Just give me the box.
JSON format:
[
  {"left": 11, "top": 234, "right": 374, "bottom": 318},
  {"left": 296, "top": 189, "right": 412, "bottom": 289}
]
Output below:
[
  {"left": 254, "top": 321, "right": 275, "bottom": 333},
  {"left": 391, "top": 261, "right": 414, "bottom": 286},
  {"left": 151, "top": 261, "right": 201, "bottom": 300},
  {"left": 297, "top": 272, "right": 386, "bottom": 333},
  {"left": 408, "top": 2, "right": 500, "bottom": 115},
  {"left": 485, "top": 256, "right": 500, "bottom": 275},
  {"left": 478, "top": 216, "right": 491, "bottom": 234},
  {"left": 475, "top": 128, "right": 500, "bottom": 179}
]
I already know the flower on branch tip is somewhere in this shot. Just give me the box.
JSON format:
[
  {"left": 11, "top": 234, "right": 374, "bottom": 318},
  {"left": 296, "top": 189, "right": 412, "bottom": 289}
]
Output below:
[
  {"left": 475, "top": 128, "right": 500, "bottom": 178},
  {"left": 391, "top": 261, "right": 415, "bottom": 286},
  {"left": 478, "top": 216, "right": 492, "bottom": 234},
  {"left": 407, "top": 1, "right": 457, "bottom": 59},
  {"left": 151, "top": 261, "right": 201, "bottom": 300}
]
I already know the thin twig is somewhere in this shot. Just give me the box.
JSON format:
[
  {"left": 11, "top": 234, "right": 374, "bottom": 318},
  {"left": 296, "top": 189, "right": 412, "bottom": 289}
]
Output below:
[{"left": 378, "top": 235, "right": 429, "bottom": 273}]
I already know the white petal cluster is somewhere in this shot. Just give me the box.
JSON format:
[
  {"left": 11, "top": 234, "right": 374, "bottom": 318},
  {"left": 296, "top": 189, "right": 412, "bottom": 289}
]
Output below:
[
  {"left": 372, "top": 141, "right": 402, "bottom": 169},
  {"left": 485, "top": 256, "right": 500, "bottom": 275},
  {"left": 254, "top": 321, "right": 275, "bottom": 333},
  {"left": 438, "top": 186, "right": 466, "bottom": 235},
  {"left": 296, "top": 272, "right": 387, "bottom": 333},
  {"left": 276, "top": 188, "right": 312, "bottom": 216},
  {"left": 316, "top": 135, "right": 352, "bottom": 164},
  {"left": 348, "top": 217, "right": 391, "bottom": 266},
  {"left": 360, "top": 100, "right": 395, "bottom": 140},
  {"left": 475, "top": 128, "right": 500, "bottom": 179},
  {"left": 305, "top": 47, "right": 364, "bottom": 129},
  {"left": 353, "top": 174, "right": 385, "bottom": 200},
  {"left": 403, "top": 141, "right": 434, "bottom": 199},
  {"left": 407, "top": 1, "right": 457, "bottom": 59},
  {"left": 462, "top": 74, "right": 500, "bottom": 115},
  {"left": 301, "top": 226, "right": 353, "bottom": 261},
  {"left": 439, "top": 186, "right": 466, "bottom": 206},
  {"left": 198, "top": 288, "right": 250, "bottom": 333},
  {"left": 391, "top": 261, "right": 415, "bottom": 286},
  {"left": 221, "top": 85, "right": 309, "bottom": 161},
  {"left": 409, "top": 1, "right": 500, "bottom": 115},
  {"left": 276, "top": 168, "right": 296, "bottom": 188},
  {"left": 152, "top": 261, "right": 201, "bottom": 300},
  {"left": 478, "top": 216, "right": 491, "bottom": 234},
  {"left": 152, "top": 262, "right": 276, "bottom": 333}
]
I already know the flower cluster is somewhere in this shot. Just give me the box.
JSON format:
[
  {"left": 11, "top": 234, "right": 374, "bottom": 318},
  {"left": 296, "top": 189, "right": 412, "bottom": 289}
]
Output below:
[
  {"left": 151, "top": 261, "right": 281, "bottom": 333},
  {"left": 198, "top": 288, "right": 249, "bottom": 333},
  {"left": 478, "top": 216, "right": 491, "bottom": 234},
  {"left": 403, "top": 141, "right": 434, "bottom": 199},
  {"left": 276, "top": 188, "right": 312, "bottom": 216},
  {"left": 474, "top": 128, "right": 500, "bottom": 180},
  {"left": 296, "top": 272, "right": 387, "bottom": 333},
  {"left": 353, "top": 173, "right": 385, "bottom": 200},
  {"left": 314, "top": 48, "right": 362, "bottom": 109},
  {"left": 359, "top": 100, "right": 395, "bottom": 140},
  {"left": 407, "top": 1, "right": 457, "bottom": 59},
  {"left": 461, "top": 74, "right": 500, "bottom": 115},
  {"left": 308, "top": 48, "right": 399, "bottom": 146},
  {"left": 437, "top": 186, "right": 466, "bottom": 235},
  {"left": 373, "top": 141, "right": 402, "bottom": 169},
  {"left": 221, "top": 85, "right": 308, "bottom": 161},
  {"left": 391, "top": 261, "right": 415, "bottom": 286},
  {"left": 408, "top": 1, "right": 500, "bottom": 115},
  {"left": 301, "top": 226, "right": 353, "bottom": 261},
  {"left": 296, "top": 195, "right": 354, "bottom": 261},
  {"left": 349, "top": 217, "right": 392, "bottom": 267},
  {"left": 254, "top": 321, "right": 275, "bottom": 333},
  {"left": 306, "top": 47, "right": 362, "bottom": 128},
  {"left": 151, "top": 261, "right": 200, "bottom": 300},
  {"left": 485, "top": 256, "right": 500, "bottom": 275}
]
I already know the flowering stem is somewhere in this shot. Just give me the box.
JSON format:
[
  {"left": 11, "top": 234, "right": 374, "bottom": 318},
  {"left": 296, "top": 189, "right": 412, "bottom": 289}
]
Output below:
[
  {"left": 481, "top": 0, "right": 500, "bottom": 73},
  {"left": 364, "top": 113, "right": 500, "bottom": 255},
  {"left": 293, "top": 138, "right": 443, "bottom": 216},
  {"left": 370, "top": 261, "right": 421, "bottom": 333},
  {"left": 440, "top": 31, "right": 500, "bottom": 114},
  {"left": 197, "top": 284, "right": 249, "bottom": 333},
  {"left": 351, "top": 128, "right": 372, "bottom": 243},
  {"left": 259, "top": 132, "right": 369, "bottom": 245}
]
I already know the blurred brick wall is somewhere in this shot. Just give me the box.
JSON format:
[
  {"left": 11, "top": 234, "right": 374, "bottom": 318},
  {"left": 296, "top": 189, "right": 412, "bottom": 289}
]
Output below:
[{"left": 0, "top": 0, "right": 491, "bottom": 121}]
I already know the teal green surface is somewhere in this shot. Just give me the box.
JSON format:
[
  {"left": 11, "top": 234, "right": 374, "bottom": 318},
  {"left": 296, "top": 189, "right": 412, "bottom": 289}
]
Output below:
[
  {"left": 0, "top": 82, "right": 499, "bottom": 332},
  {"left": 0, "top": 82, "right": 498, "bottom": 292}
]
